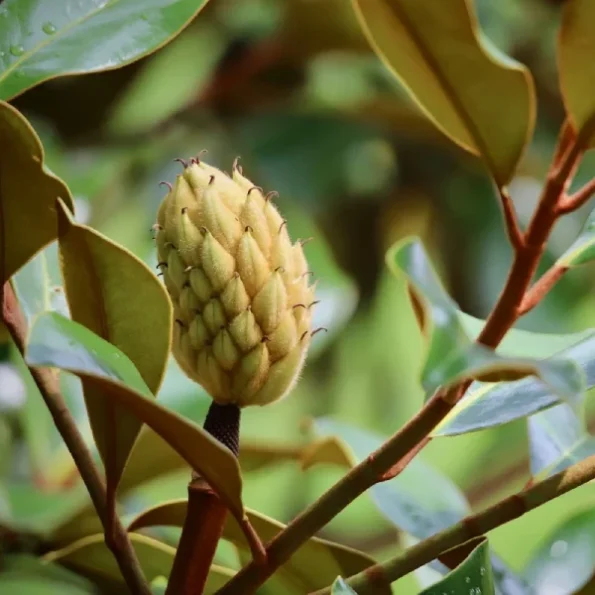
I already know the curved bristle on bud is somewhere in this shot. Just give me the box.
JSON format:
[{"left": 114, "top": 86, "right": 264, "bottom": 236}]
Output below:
[{"left": 155, "top": 157, "right": 315, "bottom": 407}]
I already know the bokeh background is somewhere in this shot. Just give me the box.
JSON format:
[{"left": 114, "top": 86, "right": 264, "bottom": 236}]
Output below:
[{"left": 3, "top": 0, "right": 595, "bottom": 592}]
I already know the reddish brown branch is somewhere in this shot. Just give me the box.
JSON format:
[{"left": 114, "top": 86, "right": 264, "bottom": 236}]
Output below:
[
  {"left": 215, "top": 117, "right": 587, "bottom": 595},
  {"left": 165, "top": 478, "right": 229, "bottom": 595},
  {"left": 557, "top": 177, "right": 595, "bottom": 215},
  {"left": 1, "top": 282, "right": 150, "bottom": 595},
  {"left": 498, "top": 187, "right": 524, "bottom": 251},
  {"left": 518, "top": 264, "right": 569, "bottom": 316}
]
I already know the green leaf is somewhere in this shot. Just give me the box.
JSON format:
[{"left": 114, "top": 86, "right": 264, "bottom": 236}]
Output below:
[
  {"left": 307, "top": 420, "right": 526, "bottom": 593},
  {"left": 55, "top": 198, "right": 172, "bottom": 489},
  {"left": 524, "top": 509, "right": 595, "bottom": 594},
  {"left": 11, "top": 249, "right": 52, "bottom": 326},
  {"left": 558, "top": 207, "right": 595, "bottom": 267},
  {"left": 419, "top": 537, "right": 495, "bottom": 595},
  {"left": 434, "top": 331, "right": 595, "bottom": 437},
  {"left": 0, "top": 0, "right": 211, "bottom": 100},
  {"left": 387, "top": 237, "right": 585, "bottom": 402},
  {"left": 352, "top": 0, "right": 535, "bottom": 184},
  {"left": 129, "top": 502, "right": 382, "bottom": 594},
  {"left": 43, "top": 533, "right": 234, "bottom": 594},
  {"left": 106, "top": 23, "right": 226, "bottom": 136},
  {"left": 0, "top": 101, "right": 73, "bottom": 284},
  {"left": 529, "top": 404, "right": 595, "bottom": 480},
  {"left": 0, "top": 554, "right": 96, "bottom": 594},
  {"left": 311, "top": 419, "right": 468, "bottom": 539},
  {"left": 25, "top": 312, "right": 245, "bottom": 523},
  {"left": 558, "top": 0, "right": 595, "bottom": 144},
  {"left": 332, "top": 577, "right": 359, "bottom": 594}
]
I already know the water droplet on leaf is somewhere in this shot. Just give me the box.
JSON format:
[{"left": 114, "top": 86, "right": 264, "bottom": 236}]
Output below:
[
  {"left": 10, "top": 45, "right": 25, "bottom": 57},
  {"left": 42, "top": 22, "right": 57, "bottom": 35}
]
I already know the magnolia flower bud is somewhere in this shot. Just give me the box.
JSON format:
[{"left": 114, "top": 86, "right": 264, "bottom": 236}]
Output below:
[{"left": 155, "top": 158, "right": 316, "bottom": 407}]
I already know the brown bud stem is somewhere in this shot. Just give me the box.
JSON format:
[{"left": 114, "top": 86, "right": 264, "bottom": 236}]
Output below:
[{"left": 165, "top": 402, "right": 240, "bottom": 595}]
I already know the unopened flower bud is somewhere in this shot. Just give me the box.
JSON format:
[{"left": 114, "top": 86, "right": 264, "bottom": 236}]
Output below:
[{"left": 155, "top": 158, "right": 315, "bottom": 407}]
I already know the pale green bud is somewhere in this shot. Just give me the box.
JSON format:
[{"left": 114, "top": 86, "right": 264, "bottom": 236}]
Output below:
[{"left": 155, "top": 158, "right": 316, "bottom": 407}]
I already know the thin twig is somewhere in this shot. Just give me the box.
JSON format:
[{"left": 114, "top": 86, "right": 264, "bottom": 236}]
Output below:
[
  {"left": 215, "top": 113, "right": 586, "bottom": 595},
  {"left": 1, "top": 282, "right": 151, "bottom": 595},
  {"left": 312, "top": 452, "right": 595, "bottom": 594},
  {"left": 497, "top": 187, "right": 524, "bottom": 251},
  {"left": 518, "top": 264, "right": 569, "bottom": 316},
  {"left": 557, "top": 177, "right": 595, "bottom": 215}
]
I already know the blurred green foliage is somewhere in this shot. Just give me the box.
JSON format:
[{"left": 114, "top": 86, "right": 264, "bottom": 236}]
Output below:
[{"left": 3, "top": 0, "right": 595, "bottom": 593}]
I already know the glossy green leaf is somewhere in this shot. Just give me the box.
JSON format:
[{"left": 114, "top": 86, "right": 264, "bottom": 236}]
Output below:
[
  {"left": 420, "top": 537, "right": 495, "bottom": 595},
  {"left": 129, "top": 502, "right": 381, "bottom": 593},
  {"left": 558, "top": 0, "right": 595, "bottom": 144},
  {"left": 312, "top": 418, "right": 468, "bottom": 538},
  {"left": 308, "top": 419, "right": 527, "bottom": 593},
  {"left": 558, "top": 207, "right": 595, "bottom": 267},
  {"left": 0, "top": 101, "right": 72, "bottom": 284},
  {"left": 387, "top": 237, "right": 585, "bottom": 402},
  {"left": 43, "top": 533, "right": 234, "bottom": 594},
  {"left": 529, "top": 403, "right": 595, "bottom": 481},
  {"left": 524, "top": 509, "right": 595, "bottom": 594},
  {"left": 458, "top": 312, "right": 593, "bottom": 359},
  {"left": 352, "top": 0, "right": 535, "bottom": 184},
  {"left": 56, "top": 198, "right": 172, "bottom": 488},
  {"left": 434, "top": 331, "right": 595, "bottom": 437},
  {"left": 0, "top": 0, "right": 211, "bottom": 100},
  {"left": 107, "top": 23, "right": 226, "bottom": 136},
  {"left": 332, "top": 577, "right": 359, "bottom": 594},
  {"left": 11, "top": 249, "right": 52, "bottom": 325},
  {"left": 25, "top": 312, "right": 245, "bottom": 522}
]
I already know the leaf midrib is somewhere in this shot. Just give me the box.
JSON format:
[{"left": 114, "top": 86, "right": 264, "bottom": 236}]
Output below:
[
  {"left": 0, "top": 0, "right": 114, "bottom": 87},
  {"left": 379, "top": 0, "right": 502, "bottom": 182}
]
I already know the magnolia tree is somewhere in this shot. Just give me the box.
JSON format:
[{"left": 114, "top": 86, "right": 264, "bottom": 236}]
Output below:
[{"left": 1, "top": 1, "right": 595, "bottom": 594}]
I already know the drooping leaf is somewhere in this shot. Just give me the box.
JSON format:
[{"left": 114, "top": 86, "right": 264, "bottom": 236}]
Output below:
[
  {"left": 524, "top": 509, "right": 595, "bottom": 594},
  {"left": 55, "top": 198, "right": 172, "bottom": 489},
  {"left": 419, "top": 537, "right": 495, "bottom": 595},
  {"left": 308, "top": 419, "right": 528, "bottom": 593},
  {"left": 25, "top": 312, "right": 244, "bottom": 523},
  {"left": 352, "top": 0, "right": 535, "bottom": 184},
  {"left": 332, "top": 577, "right": 359, "bottom": 594},
  {"left": 387, "top": 237, "right": 584, "bottom": 401},
  {"left": 558, "top": 0, "right": 595, "bottom": 144},
  {"left": 129, "top": 502, "right": 382, "bottom": 594},
  {"left": 0, "top": 101, "right": 73, "bottom": 284},
  {"left": 434, "top": 332, "right": 595, "bottom": 437},
  {"left": 558, "top": 207, "right": 595, "bottom": 267},
  {"left": 43, "top": 533, "right": 234, "bottom": 595},
  {"left": 11, "top": 249, "right": 51, "bottom": 325},
  {"left": 0, "top": 0, "right": 212, "bottom": 100}
]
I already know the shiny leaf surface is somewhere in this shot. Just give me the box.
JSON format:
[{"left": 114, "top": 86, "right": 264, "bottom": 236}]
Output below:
[
  {"left": 434, "top": 332, "right": 595, "bottom": 437},
  {"left": 0, "top": 100, "right": 72, "bottom": 284},
  {"left": 524, "top": 509, "right": 595, "bottom": 595},
  {"left": 387, "top": 237, "right": 584, "bottom": 402},
  {"left": 352, "top": 0, "right": 535, "bottom": 184},
  {"left": 420, "top": 537, "right": 495, "bottom": 595},
  {"left": 558, "top": 207, "right": 595, "bottom": 267},
  {"left": 0, "top": 0, "right": 211, "bottom": 100}
]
